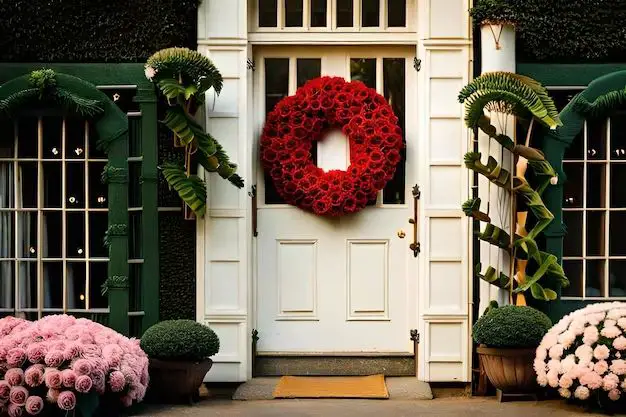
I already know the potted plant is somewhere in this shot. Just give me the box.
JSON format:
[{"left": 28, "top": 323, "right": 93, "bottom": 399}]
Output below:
[
  {"left": 140, "top": 320, "right": 219, "bottom": 404},
  {"left": 473, "top": 304, "right": 552, "bottom": 398}
]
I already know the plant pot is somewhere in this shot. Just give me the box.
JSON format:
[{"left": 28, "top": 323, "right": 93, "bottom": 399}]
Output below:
[
  {"left": 147, "top": 358, "right": 213, "bottom": 404},
  {"left": 476, "top": 345, "right": 537, "bottom": 394}
]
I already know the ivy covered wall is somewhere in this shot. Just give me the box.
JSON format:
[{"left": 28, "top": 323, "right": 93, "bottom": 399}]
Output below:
[
  {"left": 471, "top": 0, "right": 626, "bottom": 63},
  {"left": 0, "top": 0, "right": 200, "bottom": 320}
]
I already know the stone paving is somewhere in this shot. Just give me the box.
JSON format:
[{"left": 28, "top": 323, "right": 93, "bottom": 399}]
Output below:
[{"left": 131, "top": 398, "right": 604, "bottom": 417}]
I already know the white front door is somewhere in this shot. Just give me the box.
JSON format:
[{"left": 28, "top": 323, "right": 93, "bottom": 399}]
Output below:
[{"left": 254, "top": 46, "right": 418, "bottom": 354}]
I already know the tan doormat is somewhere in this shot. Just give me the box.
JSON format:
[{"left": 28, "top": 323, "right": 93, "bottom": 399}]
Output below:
[{"left": 273, "top": 374, "right": 389, "bottom": 399}]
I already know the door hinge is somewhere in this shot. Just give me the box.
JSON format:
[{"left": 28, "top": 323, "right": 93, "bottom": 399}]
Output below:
[
  {"left": 247, "top": 59, "right": 256, "bottom": 72},
  {"left": 249, "top": 185, "right": 258, "bottom": 237},
  {"left": 413, "top": 58, "right": 421, "bottom": 72},
  {"left": 410, "top": 329, "right": 420, "bottom": 343}
]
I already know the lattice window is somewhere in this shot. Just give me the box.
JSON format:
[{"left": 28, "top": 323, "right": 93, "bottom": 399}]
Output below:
[
  {"left": 553, "top": 87, "right": 626, "bottom": 299},
  {"left": 254, "top": 0, "right": 414, "bottom": 31}
]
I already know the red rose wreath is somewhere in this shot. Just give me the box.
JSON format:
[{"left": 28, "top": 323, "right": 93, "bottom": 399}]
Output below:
[{"left": 260, "top": 76, "right": 404, "bottom": 216}]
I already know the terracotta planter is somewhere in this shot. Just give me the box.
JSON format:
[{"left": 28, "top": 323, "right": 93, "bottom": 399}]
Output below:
[
  {"left": 147, "top": 358, "right": 213, "bottom": 404},
  {"left": 476, "top": 345, "right": 537, "bottom": 393}
]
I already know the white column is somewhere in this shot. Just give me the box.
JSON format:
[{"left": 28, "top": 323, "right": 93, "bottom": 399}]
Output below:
[
  {"left": 196, "top": 0, "right": 251, "bottom": 382},
  {"left": 478, "top": 23, "right": 516, "bottom": 314},
  {"left": 417, "top": 0, "right": 472, "bottom": 383}
]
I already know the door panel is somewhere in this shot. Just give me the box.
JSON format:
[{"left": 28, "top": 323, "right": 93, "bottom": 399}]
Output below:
[{"left": 255, "top": 46, "right": 417, "bottom": 353}]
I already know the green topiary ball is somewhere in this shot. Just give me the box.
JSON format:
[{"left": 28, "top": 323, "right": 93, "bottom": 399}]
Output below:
[
  {"left": 140, "top": 320, "right": 220, "bottom": 362},
  {"left": 472, "top": 305, "right": 552, "bottom": 348}
]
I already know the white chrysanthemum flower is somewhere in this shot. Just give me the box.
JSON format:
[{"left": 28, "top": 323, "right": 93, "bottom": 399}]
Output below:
[{"left": 144, "top": 66, "right": 156, "bottom": 81}]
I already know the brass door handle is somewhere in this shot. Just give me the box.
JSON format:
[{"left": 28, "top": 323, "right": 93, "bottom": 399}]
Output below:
[
  {"left": 408, "top": 185, "right": 421, "bottom": 257},
  {"left": 397, "top": 229, "right": 406, "bottom": 239}
]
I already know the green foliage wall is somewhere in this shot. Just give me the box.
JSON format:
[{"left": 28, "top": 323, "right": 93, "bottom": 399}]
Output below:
[
  {"left": 471, "top": 0, "right": 626, "bottom": 63},
  {"left": 0, "top": 0, "right": 200, "bottom": 62}
]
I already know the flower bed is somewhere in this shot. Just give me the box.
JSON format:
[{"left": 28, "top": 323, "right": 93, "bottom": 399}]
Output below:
[
  {"left": 535, "top": 302, "right": 626, "bottom": 408},
  {"left": 0, "top": 315, "right": 148, "bottom": 417}
]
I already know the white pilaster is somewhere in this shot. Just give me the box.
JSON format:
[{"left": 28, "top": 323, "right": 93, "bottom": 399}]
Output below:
[
  {"left": 478, "top": 24, "right": 516, "bottom": 314},
  {"left": 196, "top": 0, "right": 251, "bottom": 382}
]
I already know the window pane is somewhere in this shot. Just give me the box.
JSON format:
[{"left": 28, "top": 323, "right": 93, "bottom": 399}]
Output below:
[
  {"left": 350, "top": 58, "right": 376, "bottom": 88},
  {"left": 586, "top": 211, "right": 605, "bottom": 256},
  {"left": 336, "top": 0, "right": 353, "bottom": 27},
  {"left": 0, "top": 212, "right": 14, "bottom": 258},
  {"left": 259, "top": 0, "right": 278, "bottom": 27},
  {"left": 87, "top": 122, "right": 106, "bottom": 160},
  {"left": 0, "top": 261, "right": 14, "bottom": 308},
  {"left": 264, "top": 58, "right": 290, "bottom": 205},
  {"left": 43, "top": 262, "right": 62, "bottom": 309},
  {"left": 586, "top": 260, "right": 606, "bottom": 297},
  {"left": 311, "top": 0, "right": 327, "bottom": 26},
  {"left": 18, "top": 213, "right": 37, "bottom": 258},
  {"left": 66, "top": 162, "right": 85, "bottom": 208},
  {"left": 611, "top": 111, "right": 626, "bottom": 160},
  {"left": 89, "top": 262, "right": 108, "bottom": 309},
  {"left": 388, "top": 0, "right": 406, "bottom": 27},
  {"left": 129, "top": 162, "right": 142, "bottom": 208},
  {"left": 129, "top": 263, "right": 142, "bottom": 312},
  {"left": 0, "top": 163, "right": 14, "bottom": 209},
  {"left": 610, "top": 212, "right": 626, "bottom": 256},
  {"left": 285, "top": 0, "right": 303, "bottom": 26},
  {"left": 586, "top": 163, "right": 606, "bottom": 208},
  {"left": 382, "top": 58, "right": 406, "bottom": 205},
  {"left": 89, "top": 212, "right": 108, "bottom": 259},
  {"left": 562, "top": 163, "right": 583, "bottom": 208},
  {"left": 43, "top": 162, "right": 61, "bottom": 208},
  {"left": 297, "top": 58, "right": 322, "bottom": 88},
  {"left": 66, "top": 212, "right": 85, "bottom": 258},
  {"left": 88, "top": 162, "right": 108, "bottom": 208},
  {"left": 0, "top": 120, "right": 15, "bottom": 157},
  {"left": 563, "top": 211, "right": 582, "bottom": 257},
  {"left": 18, "top": 261, "right": 37, "bottom": 309},
  {"left": 42, "top": 116, "right": 62, "bottom": 159},
  {"left": 362, "top": 0, "right": 379, "bottom": 26},
  {"left": 587, "top": 118, "right": 606, "bottom": 160},
  {"left": 129, "top": 117, "right": 142, "bottom": 158},
  {"left": 19, "top": 162, "right": 38, "bottom": 208},
  {"left": 562, "top": 260, "right": 582, "bottom": 297},
  {"left": 66, "top": 262, "right": 86, "bottom": 309},
  {"left": 42, "top": 211, "right": 62, "bottom": 258},
  {"left": 611, "top": 164, "right": 626, "bottom": 207},
  {"left": 17, "top": 117, "right": 38, "bottom": 159},
  {"left": 65, "top": 118, "right": 86, "bottom": 160},
  {"left": 129, "top": 212, "right": 142, "bottom": 260},
  {"left": 610, "top": 260, "right": 626, "bottom": 297}
]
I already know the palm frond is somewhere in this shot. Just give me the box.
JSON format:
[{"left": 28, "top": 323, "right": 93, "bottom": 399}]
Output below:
[
  {"left": 462, "top": 197, "right": 491, "bottom": 222},
  {"left": 147, "top": 47, "right": 223, "bottom": 95},
  {"left": 572, "top": 87, "right": 626, "bottom": 119},
  {"left": 161, "top": 162, "right": 207, "bottom": 217},
  {"left": 458, "top": 71, "right": 562, "bottom": 129}
]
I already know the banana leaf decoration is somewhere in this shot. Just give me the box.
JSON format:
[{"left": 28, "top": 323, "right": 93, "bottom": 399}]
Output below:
[
  {"left": 464, "top": 152, "right": 511, "bottom": 189},
  {"left": 459, "top": 72, "right": 569, "bottom": 305},
  {"left": 475, "top": 264, "right": 510, "bottom": 290},
  {"left": 462, "top": 198, "right": 491, "bottom": 222},
  {"left": 146, "top": 47, "right": 244, "bottom": 218}
]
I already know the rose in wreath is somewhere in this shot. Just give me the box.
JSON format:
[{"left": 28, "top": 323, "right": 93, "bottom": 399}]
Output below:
[{"left": 260, "top": 76, "right": 404, "bottom": 216}]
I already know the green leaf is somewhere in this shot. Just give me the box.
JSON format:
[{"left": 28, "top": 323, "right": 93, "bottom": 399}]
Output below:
[
  {"left": 157, "top": 78, "right": 187, "bottom": 100},
  {"left": 76, "top": 391, "right": 99, "bottom": 417},
  {"left": 459, "top": 71, "right": 562, "bottom": 129},
  {"left": 185, "top": 84, "right": 198, "bottom": 100},
  {"left": 162, "top": 107, "right": 196, "bottom": 146},
  {"left": 161, "top": 162, "right": 207, "bottom": 217},
  {"left": 530, "top": 282, "right": 557, "bottom": 301}
]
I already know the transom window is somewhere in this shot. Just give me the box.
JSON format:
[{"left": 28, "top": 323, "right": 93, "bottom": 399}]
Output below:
[
  {"left": 0, "top": 87, "right": 144, "bottom": 320},
  {"left": 255, "top": 0, "right": 413, "bottom": 30},
  {"left": 261, "top": 52, "right": 407, "bottom": 206},
  {"left": 556, "top": 88, "right": 626, "bottom": 299}
]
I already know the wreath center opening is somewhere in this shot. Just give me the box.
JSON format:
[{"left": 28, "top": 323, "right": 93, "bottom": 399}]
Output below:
[{"left": 316, "top": 128, "right": 350, "bottom": 172}]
